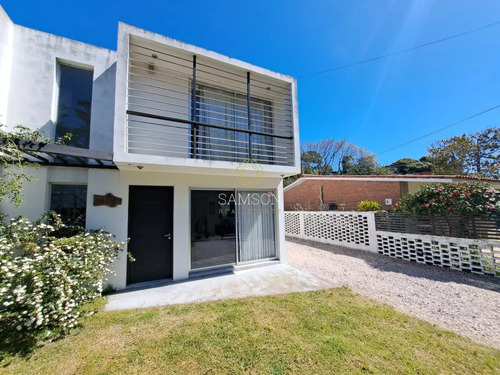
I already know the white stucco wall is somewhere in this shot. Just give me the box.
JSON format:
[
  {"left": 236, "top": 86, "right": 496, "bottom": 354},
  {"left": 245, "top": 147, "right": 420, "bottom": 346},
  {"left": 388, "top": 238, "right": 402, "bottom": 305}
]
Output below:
[
  {"left": 0, "top": 6, "right": 14, "bottom": 125},
  {"left": 2, "top": 22, "right": 116, "bottom": 153},
  {"left": 0, "top": 166, "right": 89, "bottom": 221},
  {"left": 86, "top": 170, "right": 285, "bottom": 290}
]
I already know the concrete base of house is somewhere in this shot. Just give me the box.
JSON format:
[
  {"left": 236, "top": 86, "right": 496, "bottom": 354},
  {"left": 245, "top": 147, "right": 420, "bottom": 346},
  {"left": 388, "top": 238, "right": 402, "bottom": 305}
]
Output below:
[{"left": 104, "top": 263, "right": 334, "bottom": 311}]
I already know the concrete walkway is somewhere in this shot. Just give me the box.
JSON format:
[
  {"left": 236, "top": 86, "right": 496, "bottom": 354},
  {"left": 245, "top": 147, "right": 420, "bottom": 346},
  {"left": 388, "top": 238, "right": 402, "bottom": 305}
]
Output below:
[{"left": 105, "top": 264, "right": 333, "bottom": 311}]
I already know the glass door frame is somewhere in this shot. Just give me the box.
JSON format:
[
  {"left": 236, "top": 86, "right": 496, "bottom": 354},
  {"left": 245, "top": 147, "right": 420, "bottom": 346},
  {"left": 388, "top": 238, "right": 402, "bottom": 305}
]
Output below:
[{"left": 188, "top": 187, "right": 280, "bottom": 272}]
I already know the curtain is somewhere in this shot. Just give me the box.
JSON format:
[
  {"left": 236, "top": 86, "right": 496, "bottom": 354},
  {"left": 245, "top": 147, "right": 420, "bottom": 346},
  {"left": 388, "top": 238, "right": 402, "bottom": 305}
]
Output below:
[
  {"left": 237, "top": 191, "right": 276, "bottom": 262},
  {"left": 196, "top": 85, "right": 272, "bottom": 162},
  {"left": 250, "top": 97, "right": 273, "bottom": 164},
  {"left": 197, "top": 86, "right": 235, "bottom": 159}
]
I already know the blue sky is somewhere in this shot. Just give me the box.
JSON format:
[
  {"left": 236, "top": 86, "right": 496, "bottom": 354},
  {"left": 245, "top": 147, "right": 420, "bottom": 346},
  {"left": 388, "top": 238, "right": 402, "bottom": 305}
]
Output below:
[{"left": 2, "top": 0, "right": 499, "bottom": 165}]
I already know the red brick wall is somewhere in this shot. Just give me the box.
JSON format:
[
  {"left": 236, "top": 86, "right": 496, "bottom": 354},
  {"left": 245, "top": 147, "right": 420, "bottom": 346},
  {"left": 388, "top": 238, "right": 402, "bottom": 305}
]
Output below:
[{"left": 284, "top": 179, "right": 403, "bottom": 211}]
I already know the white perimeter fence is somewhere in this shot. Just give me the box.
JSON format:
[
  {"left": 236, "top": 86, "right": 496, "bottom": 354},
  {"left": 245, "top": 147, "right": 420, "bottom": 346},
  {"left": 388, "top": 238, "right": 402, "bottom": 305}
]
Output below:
[{"left": 285, "top": 211, "right": 500, "bottom": 277}]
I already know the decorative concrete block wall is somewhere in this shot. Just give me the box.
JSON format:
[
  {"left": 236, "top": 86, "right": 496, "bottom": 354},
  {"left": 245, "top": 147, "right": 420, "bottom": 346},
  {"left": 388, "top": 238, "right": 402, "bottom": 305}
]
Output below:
[
  {"left": 376, "top": 231, "right": 500, "bottom": 276},
  {"left": 285, "top": 211, "right": 500, "bottom": 277},
  {"left": 284, "top": 211, "right": 301, "bottom": 236},
  {"left": 284, "top": 211, "right": 377, "bottom": 252}
]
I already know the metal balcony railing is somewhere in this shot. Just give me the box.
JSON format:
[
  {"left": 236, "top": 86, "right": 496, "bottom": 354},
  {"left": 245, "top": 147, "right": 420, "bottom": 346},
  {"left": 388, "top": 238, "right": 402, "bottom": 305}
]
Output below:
[{"left": 125, "top": 35, "right": 295, "bottom": 166}]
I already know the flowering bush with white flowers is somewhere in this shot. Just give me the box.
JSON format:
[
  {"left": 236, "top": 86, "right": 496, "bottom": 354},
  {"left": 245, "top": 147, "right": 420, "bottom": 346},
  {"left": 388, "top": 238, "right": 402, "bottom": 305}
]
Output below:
[{"left": 0, "top": 214, "right": 124, "bottom": 335}]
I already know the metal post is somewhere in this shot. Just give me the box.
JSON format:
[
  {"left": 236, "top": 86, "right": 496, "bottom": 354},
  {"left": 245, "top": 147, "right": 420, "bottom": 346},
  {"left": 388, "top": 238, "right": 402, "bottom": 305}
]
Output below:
[
  {"left": 247, "top": 71, "right": 252, "bottom": 160},
  {"left": 191, "top": 55, "right": 198, "bottom": 158}
]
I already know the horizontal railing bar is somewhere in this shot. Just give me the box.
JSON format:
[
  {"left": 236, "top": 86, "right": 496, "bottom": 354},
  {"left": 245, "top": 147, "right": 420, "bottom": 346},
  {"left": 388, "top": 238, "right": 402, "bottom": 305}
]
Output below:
[
  {"left": 129, "top": 133, "right": 252, "bottom": 154},
  {"left": 128, "top": 87, "right": 292, "bottom": 125},
  {"left": 194, "top": 138, "right": 291, "bottom": 156},
  {"left": 127, "top": 145, "right": 291, "bottom": 165},
  {"left": 128, "top": 78, "right": 292, "bottom": 119},
  {"left": 129, "top": 61, "right": 293, "bottom": 104},
  {"left": 128, "top": 124, "right": 189, "bottom": 135},
  {"left": 128, "top": 75, "right": 292, "bottom": 118},
  {"left": 129, "top": 51, "right": 292, "bottom": 97},
  {"left": 128, "top": 137, "right": 291, "bottom": 160},
  {"left": 127, "top": 110, "right": 294, "bottom": 139},
  {"left": 195, "top": 130, "right": 289, "bottom": 150},
  {"left": 196, "top": 60, "right": 291, "bottom": 91},
  {"left": 128, "top": 138, "right": 190, "bottom": 151},
  {"left": 129, "top": 136, "right": 267, "bottom": 158},
  {"left": 128, "top": 67, "right": 293, "bottom": 112},
  {"left": 127, "top": 130, "right": 188, "bottom": 143},
  {"left": 130, "top": 43, "right": 288, "bottom": 94},
  {"left": 128, "top": 119, "right": 293, "bottom": 146},
  {"left": 128, "top": 118, "right": 190, "bottom": 131},
  {"left": 128, "top": 92, "right": 290, "bottom": 129},
  {"left": 128, "top": 146, "right": 191, "bottom": 157},
  {"left": 128, "top": 102, "right": 289, "bottom": 134},
  {"left": 128, "top": 54, "right": 191, "bottom": 76},
  {"left": 195, "top": 66, "right": 290, "bottom": 96},
  {"left": 129, "top": 42, "right": 193, "bottom": 64},
  {"left": 128, "top": 69, "right": 293, "bottom": 113}
]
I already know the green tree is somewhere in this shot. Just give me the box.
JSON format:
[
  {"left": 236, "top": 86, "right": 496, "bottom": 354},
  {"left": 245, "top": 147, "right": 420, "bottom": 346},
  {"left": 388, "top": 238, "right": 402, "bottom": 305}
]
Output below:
[
  {"left": 1, "top": 125, "right": 72, "bottom": 206},
  {"left": 0, "top": 126, "right": 49, "bottom": 206},
  {"left": 301, "top": 150, "right": 333, "bottom": 175},
  {"left": 343, "top": 154, "right": 389, "bottom": 175},
  {"left": 388, "top": 157, "right": 433, "bottom": 174},
  {"left": 427, "top": 127, "right": 499, "bottom": 178}
]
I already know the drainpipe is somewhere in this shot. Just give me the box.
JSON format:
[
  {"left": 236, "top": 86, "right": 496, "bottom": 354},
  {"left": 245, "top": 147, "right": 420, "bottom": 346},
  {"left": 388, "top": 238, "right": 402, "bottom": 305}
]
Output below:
[{"left": 320, "top": 185, "right": 324, "bottom": 210}]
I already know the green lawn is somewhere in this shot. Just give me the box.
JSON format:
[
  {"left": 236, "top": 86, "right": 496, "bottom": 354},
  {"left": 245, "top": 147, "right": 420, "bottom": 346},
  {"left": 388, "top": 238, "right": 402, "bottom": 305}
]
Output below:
[{"left": 1, "top": 288, "right": 499, "bottom": 374}]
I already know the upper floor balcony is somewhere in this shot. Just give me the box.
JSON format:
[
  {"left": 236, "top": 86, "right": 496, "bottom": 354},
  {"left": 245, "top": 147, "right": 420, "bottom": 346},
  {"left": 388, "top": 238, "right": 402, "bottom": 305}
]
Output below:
[{"left": 113, "top": 24, "right": 300, "bottom": 176}]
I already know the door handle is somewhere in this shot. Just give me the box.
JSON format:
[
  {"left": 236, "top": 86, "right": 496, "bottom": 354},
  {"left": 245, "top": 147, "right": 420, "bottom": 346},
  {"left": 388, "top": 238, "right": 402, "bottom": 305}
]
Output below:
[{"left": 164, "top": 233, "right": 172, "bottom": 240}]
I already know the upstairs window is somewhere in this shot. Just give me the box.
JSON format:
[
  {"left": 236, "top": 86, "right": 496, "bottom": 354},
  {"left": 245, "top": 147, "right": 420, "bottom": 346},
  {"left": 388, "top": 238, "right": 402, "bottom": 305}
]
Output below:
[
  {"left": 56, "top": 65, "right": 93, "bottom": 148},
  {"left": 195, "top": 84, "right": 274, "bottom": 163}
]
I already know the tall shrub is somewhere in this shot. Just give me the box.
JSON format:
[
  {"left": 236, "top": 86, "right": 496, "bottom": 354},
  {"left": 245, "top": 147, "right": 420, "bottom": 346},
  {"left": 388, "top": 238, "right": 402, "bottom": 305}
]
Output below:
[
  {"left": 394, "top": 182, "right": 499, "bottom": 215},
  {"left": 0, "top": 214, "right": 124, "bottom": 335}
]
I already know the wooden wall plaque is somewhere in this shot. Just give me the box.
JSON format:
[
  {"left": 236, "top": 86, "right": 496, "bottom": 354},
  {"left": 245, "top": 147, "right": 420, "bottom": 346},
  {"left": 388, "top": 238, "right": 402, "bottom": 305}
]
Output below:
[{"left": 94, "top": 193, "right": 122, "bottom": 208}]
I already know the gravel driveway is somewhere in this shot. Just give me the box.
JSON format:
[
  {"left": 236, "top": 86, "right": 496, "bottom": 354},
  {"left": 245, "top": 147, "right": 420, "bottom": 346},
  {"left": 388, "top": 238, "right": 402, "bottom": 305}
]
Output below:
[{"left": 286, "top": 237, "right": 500, "bottom": 349}]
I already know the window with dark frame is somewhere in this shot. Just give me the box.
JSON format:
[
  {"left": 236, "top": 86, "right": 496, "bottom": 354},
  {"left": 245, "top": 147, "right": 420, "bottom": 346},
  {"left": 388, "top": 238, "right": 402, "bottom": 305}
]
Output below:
[
  {"left": 55, "top": 64, "right": 93, "bottom": 149},
  {"left": 50, "top": 184, "right": 87, "bottom": 228}
]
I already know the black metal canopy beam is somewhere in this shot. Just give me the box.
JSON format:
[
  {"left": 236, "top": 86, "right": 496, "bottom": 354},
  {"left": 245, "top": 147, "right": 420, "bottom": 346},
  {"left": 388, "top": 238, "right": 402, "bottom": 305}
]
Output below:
[{"left": 0, "top": 137, "right": 116, "bottom": 169}]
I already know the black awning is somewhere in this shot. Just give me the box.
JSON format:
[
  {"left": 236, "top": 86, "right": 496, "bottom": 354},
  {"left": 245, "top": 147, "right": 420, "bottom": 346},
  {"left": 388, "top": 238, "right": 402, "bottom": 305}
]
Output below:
[{"left": 1, "top": 138, "right": 117, "bottom": 169}]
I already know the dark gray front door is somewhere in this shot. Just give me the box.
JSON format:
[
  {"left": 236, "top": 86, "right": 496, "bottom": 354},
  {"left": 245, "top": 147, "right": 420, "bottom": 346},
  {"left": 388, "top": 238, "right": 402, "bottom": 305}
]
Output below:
[{"left": 127, "top": 186, "right": 173, "bottom": 284}]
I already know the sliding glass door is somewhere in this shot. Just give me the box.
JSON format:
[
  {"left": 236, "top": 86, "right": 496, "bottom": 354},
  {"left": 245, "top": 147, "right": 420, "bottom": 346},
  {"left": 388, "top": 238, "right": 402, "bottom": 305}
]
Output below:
[
  {"left": 191, "top": 190, "right": 236, "bottom": 269},
  {"left": 190, "top": 190, "right": 277, "bottom": 270}
]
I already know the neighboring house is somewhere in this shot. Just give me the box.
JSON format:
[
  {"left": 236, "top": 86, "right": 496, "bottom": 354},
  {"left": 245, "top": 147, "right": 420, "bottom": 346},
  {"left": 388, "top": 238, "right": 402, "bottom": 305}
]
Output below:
[
  {"left": 284, "top": 174, "right": 500, "bottom": 211},
  {"left": 0, "top": 7, "right": 300, "bottom": 289}
]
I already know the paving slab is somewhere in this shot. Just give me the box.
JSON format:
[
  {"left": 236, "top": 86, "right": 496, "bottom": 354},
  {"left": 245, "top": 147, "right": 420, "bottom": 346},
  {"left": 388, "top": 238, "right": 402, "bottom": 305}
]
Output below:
[{"left": 105, "top": 264, "right": 333, "bottom": 311}]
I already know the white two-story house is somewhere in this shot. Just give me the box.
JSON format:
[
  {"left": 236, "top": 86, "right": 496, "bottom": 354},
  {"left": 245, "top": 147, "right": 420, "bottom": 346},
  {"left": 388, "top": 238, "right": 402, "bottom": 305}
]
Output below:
[{"left": 0, "top": 6, "right": 300, "bottom": 290}]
